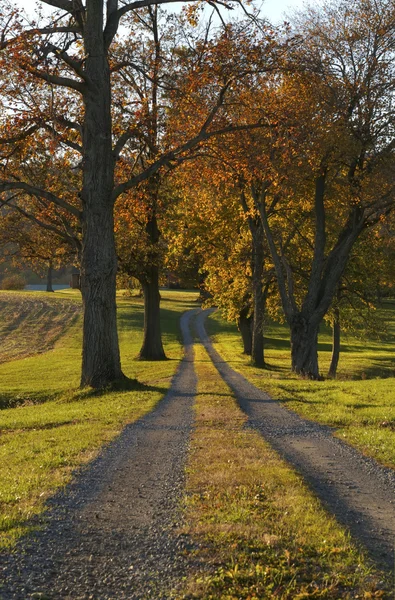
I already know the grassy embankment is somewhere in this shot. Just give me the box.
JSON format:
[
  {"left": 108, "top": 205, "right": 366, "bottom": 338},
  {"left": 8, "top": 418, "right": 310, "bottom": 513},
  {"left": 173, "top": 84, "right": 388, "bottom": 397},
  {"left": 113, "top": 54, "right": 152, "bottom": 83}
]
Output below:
[
  {"left": 0, "top": 288, "right": 197, "bottom": 549},
  {"left": 206, "top": 301, "right": 395, "bottom": 469},
  {"left": 181, "top": 341, "right": 391, "bottom": 598}
]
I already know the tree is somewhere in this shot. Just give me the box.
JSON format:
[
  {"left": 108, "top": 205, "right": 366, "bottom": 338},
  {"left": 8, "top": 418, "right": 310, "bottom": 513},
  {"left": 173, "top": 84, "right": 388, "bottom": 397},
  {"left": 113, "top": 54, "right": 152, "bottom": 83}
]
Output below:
[
  {"left": 0, "top": 207, "right": 76, "bottom": 291},
  {"left": 327, "top": 224, "right": 395, "bottom": 377},
  {"left": 0, "top": 0, "right": 275, "bottom": 388},
  {"left": 252, "top": 0, "right": 395, "bottom": 378}
]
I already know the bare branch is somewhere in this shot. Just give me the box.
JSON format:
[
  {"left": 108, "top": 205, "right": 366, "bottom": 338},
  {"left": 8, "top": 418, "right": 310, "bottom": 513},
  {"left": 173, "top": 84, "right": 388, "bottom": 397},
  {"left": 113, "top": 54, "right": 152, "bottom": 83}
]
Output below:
[
  {"left": 11, "top": 203, "right": 74, "bottom": 245},
  {"left": 40, "top": 0, "right": 85, "bottom": 28},
  {"left": 41, "top": 0, "right": 75, "bottom": 11},
  {"left": 40, "top": 122, "right": 83, "bottom": 153},
  {"left": 21, "top": 63, "right": 86, "bottom": 93},
  {"left": 113, "top": 126, "right": 140, "bottom": 159},
  {"left": 0, "top": 181, "right": 81, "bottom": 218},
  {"left": 44, "top": 43, "right": 92, "bottom": 85},
  {"left": 104, "top": 0, "right": 201, "bottom": 49}
]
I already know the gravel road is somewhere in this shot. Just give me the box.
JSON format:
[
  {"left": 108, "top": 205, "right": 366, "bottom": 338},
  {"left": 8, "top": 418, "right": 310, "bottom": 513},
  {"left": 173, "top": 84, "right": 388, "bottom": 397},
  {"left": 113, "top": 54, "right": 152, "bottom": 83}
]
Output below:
[
  {"left": 196, "top": 308, "right": 395, "bottom": 573},
  {"left": 0, "top": 310, "right": 198, "bottom": 600}
]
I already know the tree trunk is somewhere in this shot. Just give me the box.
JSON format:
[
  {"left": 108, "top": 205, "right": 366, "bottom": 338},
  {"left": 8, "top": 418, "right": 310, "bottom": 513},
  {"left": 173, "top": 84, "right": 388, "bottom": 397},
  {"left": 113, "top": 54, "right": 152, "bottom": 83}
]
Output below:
[
  {"left": 139, "top": 267, "right": 166, "bottom": 360},
  {"left": 328, "top": 307, "right": 340, "bottom": 378},
  {"left": 80, "top": 202, "right": 124, "bottom": 388},
  {"left": 237, "top": 306, "right": 252, "bottom": 355},
  {"left": 290, "top": 314, "right": 320, "bottom": 379},
  {"left": 79, "top": 10, "right": 124, "bottom": 388},
  {"left": 138, "top": 211, "right": 166, "bottom": 360},
  {"left": 252, "top": 289, "right": 265, "bottom": 367},
  {"left": 251, "top": 220, "right": 265, "bottom": 368},
  {"left": 46, "top": 261, "right": 54, "bottom": 292}
]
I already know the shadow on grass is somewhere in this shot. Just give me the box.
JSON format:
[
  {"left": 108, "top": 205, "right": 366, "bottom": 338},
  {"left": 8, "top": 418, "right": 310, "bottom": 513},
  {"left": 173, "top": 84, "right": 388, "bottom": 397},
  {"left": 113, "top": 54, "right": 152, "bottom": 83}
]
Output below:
[
  {"left": 77, "top": 376, "right": 168, "bottom": 398},
  {"left": 352, "top": 359, "right": 395, "bottom": 380},
  {"left": 0, "top": 379, "right": 169, "bottom": 411},
  {"left": 0, "top": 392, "right": 57, "bottom": 410}
]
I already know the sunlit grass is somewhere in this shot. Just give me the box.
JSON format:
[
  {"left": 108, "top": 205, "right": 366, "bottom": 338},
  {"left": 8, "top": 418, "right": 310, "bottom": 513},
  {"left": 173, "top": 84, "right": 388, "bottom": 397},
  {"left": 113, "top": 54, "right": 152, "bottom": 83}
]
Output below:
[
  {"left": 206, "top": 301, "right": 395, "bottom": 468},
  {"left": 0, "top": 288, "right": 198, "bottom": 549},
  {"left": 181, "top": 342, "right": 390, "bottom": 598}
]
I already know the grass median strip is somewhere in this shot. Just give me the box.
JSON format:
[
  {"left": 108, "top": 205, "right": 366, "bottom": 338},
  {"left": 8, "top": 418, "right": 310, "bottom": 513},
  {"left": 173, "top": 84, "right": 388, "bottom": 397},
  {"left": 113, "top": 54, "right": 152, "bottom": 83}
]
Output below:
[
  {"left": 0, "top": 289, "right": 197, "bottom": 550},
  {"left": 182, "top": 342, "right": 391, "bottom": 598},
  {"left": 205, "top": 306, "right": 395, "bottom": 469}
]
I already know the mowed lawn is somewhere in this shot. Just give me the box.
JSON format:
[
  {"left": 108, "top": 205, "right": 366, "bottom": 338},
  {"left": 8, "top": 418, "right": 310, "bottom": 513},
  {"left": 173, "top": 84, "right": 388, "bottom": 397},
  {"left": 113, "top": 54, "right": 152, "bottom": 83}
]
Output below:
[
  {"left": 206, "top": 300, "right": 395, "bottom": 469},
  {"left": 0, "top": 289, "right": 198, "bottom": 549}
]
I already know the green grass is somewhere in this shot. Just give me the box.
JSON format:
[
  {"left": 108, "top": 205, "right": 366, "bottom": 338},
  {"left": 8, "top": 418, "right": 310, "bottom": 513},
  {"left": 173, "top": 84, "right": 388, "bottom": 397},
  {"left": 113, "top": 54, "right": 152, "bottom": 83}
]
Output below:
[
  {"left": 206, "top": 301, "right": 395, "bottom": 469},
  {"left": 181, "top": 342, "right": 391, "bottom": 598},
  {"left": 0, "top": 288, "right": 198, "bottom": 549}
]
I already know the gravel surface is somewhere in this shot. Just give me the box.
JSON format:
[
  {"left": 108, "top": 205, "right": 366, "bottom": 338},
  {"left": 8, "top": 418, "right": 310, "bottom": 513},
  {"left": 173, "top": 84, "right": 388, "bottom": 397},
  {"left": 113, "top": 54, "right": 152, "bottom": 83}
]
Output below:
[
  {"left": 0, "top": 310, "right": 199, "bottom": 600},
  {"left": 196, "top": 309, "right": 395, "bottom": 573}
]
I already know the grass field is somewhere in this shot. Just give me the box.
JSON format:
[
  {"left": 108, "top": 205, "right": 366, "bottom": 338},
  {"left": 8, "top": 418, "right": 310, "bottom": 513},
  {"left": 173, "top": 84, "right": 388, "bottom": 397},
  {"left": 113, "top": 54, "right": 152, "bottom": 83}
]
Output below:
[
  {"left": 182, "top": 342, "right": 391, "bottom": 598},
  {"left": 0, "top": 288, "right": 197, "bottom": 549},
  {"left": 206, "top": 301, "right": 395, "bottom": 469}
]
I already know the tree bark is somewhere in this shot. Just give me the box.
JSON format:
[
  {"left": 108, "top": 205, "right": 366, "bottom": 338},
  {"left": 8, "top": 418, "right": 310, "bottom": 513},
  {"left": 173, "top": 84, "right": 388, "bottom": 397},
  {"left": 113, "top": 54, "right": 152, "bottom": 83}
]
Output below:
[
  {"left": 290, "top": 314, "right": 320, "bottom": 379},
  {"left": 139, "top": 267, "right": 166, "bottom": 360},
  {"left": 237, "top": 306, "right": 252, "bottom": 355},
  {"left": 46, "top": 261, "right": 54, "bottom": 292},
  {"left": 80, "top": 201, "right": 123, "bottom": 387},
  {"left": 138, "top": 211, "right": 166, "bottom": 360},
  {"left": 251, "top": 230, "right": 265, "bottom": 367},
  {"left": 80, "top": 1, "right": 124, "bottom": 388},
  {"left": 239, "top": 189, "right": 266, "bottom": 367},
  {"left": 328, "top": 307, "right": 340, "bottom": 378}
]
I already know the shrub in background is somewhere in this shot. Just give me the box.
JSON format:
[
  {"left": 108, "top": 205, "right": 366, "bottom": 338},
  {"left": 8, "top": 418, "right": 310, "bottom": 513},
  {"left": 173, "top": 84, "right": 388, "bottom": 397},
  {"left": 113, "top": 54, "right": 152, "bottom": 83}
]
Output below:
[{"left": 1, "top": 274, "right": 27, "bottom": 290}]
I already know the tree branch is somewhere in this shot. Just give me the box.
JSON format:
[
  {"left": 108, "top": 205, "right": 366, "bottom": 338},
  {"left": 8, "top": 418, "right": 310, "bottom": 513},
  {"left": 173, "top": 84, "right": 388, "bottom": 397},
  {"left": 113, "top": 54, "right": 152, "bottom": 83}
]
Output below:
[
  {"left": 21, "top": 63, "right": 85, "bottom": 93},
  {"left": 0, "top": 126, "right": 39, "bottom": 145},
  {"left": 104, "top": 0, "right": 201, "bottom": 49},
  {"left": 40, "top": 122, "right": 83, "bottom": 153},
  {"left": 11, "top": 203, "right": 74, "bottom": 246},
  {"left": 0, "top": 181, "right": 81, "bottom": 218},
  {"left": 41, "top": 0, "right": 85, "bottom": 28},
  {"left": 44, "top": 43, "right": 92, "bottom": 86}
]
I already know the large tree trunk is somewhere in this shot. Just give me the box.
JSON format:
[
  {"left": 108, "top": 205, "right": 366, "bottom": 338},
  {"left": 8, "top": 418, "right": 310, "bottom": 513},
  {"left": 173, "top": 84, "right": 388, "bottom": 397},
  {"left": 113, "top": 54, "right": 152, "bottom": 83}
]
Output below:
[
  {"left": 80, "top": 202, "right": 123, "bottom": 387},
  {"left": 290, "top": 314, "right": 320, "bottom": 379},
  {"left": 237, "top": 306, "right": 252, "bottom": 355},
  {"left": 139, "top": 267, "right": 166, "bottom": 360},
  {"left": 46, "top": 261, "right": 54, "bottom": 292},
  {"left": 80, "top": 5, "right": 124, "bottom": 388},
  {"left": 328, "top": 307, "right": 340, "bottom": 378}
]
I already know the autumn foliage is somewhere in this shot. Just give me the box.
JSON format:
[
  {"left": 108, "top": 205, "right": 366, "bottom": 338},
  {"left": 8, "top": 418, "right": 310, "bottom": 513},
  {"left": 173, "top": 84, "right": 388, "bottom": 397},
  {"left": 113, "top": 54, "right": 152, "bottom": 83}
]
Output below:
[{"left": 0, "top": 0, "right": 394, "bottom": 384}]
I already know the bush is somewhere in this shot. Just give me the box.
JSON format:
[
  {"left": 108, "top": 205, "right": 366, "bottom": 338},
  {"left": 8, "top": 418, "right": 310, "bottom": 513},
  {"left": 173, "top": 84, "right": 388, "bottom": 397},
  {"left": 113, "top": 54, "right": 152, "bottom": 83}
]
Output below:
[{"left": 1, "top": 274, "right": 27, "bottom": 290}]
